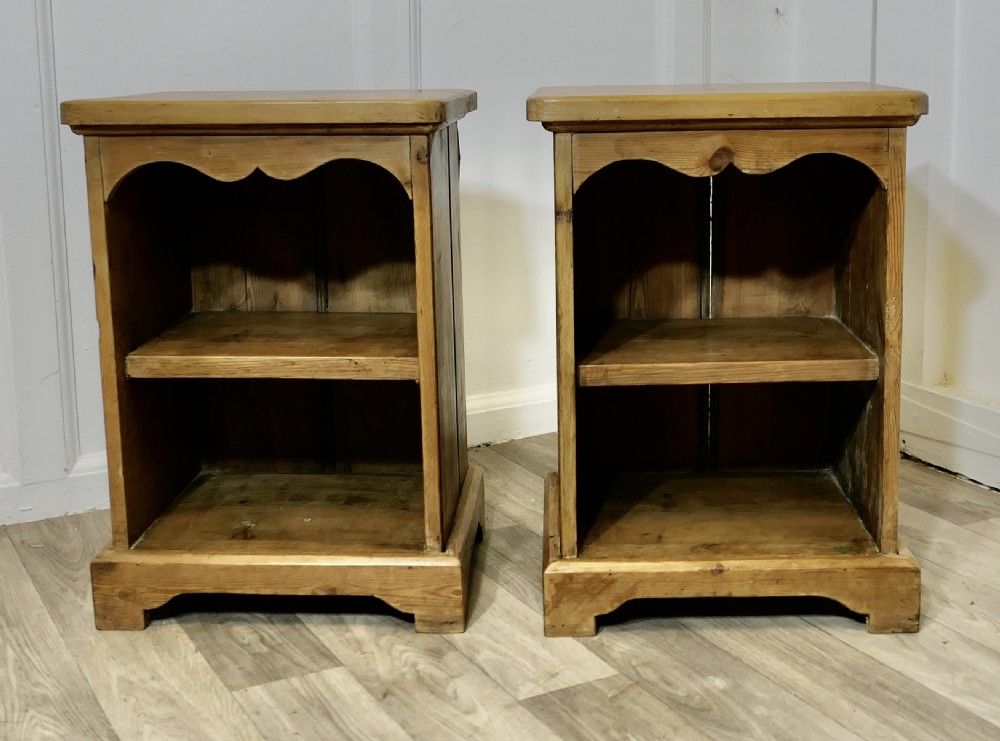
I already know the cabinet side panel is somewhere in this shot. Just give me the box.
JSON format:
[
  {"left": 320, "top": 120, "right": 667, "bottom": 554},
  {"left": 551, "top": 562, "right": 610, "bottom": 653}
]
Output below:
[
  {"left": 413, "top": 131, "right": 460, "bottom": 550},
  {"left": 834, "top": 131, "right": 903, "bottom": 552},
  {"left": 430, "top": 128, "right": 461, "bottom": 544},
  {"left": 98, "top": 151, "right": 199, "bottom": 545},
  {"left": 555, "top": 133, "right": 578, "bottom": 557},
  {"left": 447, "top": 125, "right": 469, "bottom": 483}
]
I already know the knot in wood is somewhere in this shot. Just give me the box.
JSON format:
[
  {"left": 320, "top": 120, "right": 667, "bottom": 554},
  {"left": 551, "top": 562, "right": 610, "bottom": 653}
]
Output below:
[{"left": 709, "top": 146, "right": 734, "bottom": 174}]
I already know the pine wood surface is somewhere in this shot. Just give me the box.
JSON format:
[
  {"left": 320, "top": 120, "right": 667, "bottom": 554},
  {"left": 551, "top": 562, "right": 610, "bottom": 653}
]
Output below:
[
  {"left": 126, "top": 311, "right": 419, "bottom": 380},
  {"left": 4, "top": 437, "right": 1000, "bottom": 739},
  {"left": 577, "top": 471, "right": 877, "bottom": 559},
  {"left": 527, "top": 83, "right": 927, "bottom": 129},
  {"left": 62, "top": 90, "right": 478, "bottom": 129},
  {"left": 133, "top": 472, "right": 426, "bottom": 555},
  {"left": 577, "top": 316, "right": 879, "bottom": 386}
]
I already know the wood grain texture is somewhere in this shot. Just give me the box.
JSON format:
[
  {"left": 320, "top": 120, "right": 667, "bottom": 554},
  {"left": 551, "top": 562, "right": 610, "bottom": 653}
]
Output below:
[
  {"left": 522, "top": 674, "right": 710, "bottom": 741},
  {"left": 235, "top": 667, "right": 410, "bottom": 740},
  {"left": 693, "top": 611, "right": 1000, "bottom": 740},
  {"left": 447, "top": 573, "right": 616, "bottom": 700},
  {"left": 577, "top": 317, "right": 878, "bottom": 386},
  {"left": 134, "top": 472, "right": 426, "bottom": 556},
  {"left": 578, "top": 471, "right": 877, "bottom": 560},
  {"left": 100, "top": 135, "right": 413, "bottom": 198},
  {"left": 6, "top": 511, "right": 265, "bottom": 740},
  {"left": 528, "top": 83, "right": 927, "bottom": 128},
  {"left": 711, "top": 155, "right": 875, "bottom": 320},
  {"left": 178, "top": 612, "right": 341, "bottom": 692},
  {"left": 448, "top": 124, "right": 470, "bottom": 484},
  {"left": 545, "top": 549, "right": 920, "bottom": 637},
  {"left": 554, "top": 132, "right": 578, "bottom": 558},
  {"left": 64, "top": 90, "right": 478, "bottom": 129},
  {"left": 90, "top": 465, "right": 484, "bottom": 633},
  {"left": 0, "top": 533, "right": 116, "bottom": 739},
  {"left": 305, "top": 615, "right": 556, "bottom": 740},
  {"left": 573, "top": 129, "right": 890, "bottom": 188},
  {"left": 585, "top": 620, "right": 865, "bottom": 740},
  {"left": 126, "top": 311, "right": 419, "bottom": 380},
  {"left": 4, "top": 439, "right": 1000, "bottom": 739}
]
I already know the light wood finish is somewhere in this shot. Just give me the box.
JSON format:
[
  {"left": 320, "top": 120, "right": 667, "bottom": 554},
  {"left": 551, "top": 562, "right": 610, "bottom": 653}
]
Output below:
[
  {"left": 90, "top": 464, "right": 484, "bottom": 632},
  {"left": 126, "top": 311, "right": 419, "bottom": 380},
  {"left": 532, "top": 84, "right": 924, "bottom": 634},
  {"left": 546, "top": 471, "right": 919, "bottom": 637},
  {"left": 67, "top": 91, "right": 478, "bottom": 632},
  {"left": 63, "top": 89, "right": 477, "bottom": 131},
  {"left": 572, "top": 128, "right": 890, "bottom": 187},
  {"left": 554, "top": 132, "right": 579, "bottom": 558},
  {"left": 99, "top": 135, "right": 413, "bottom": 198},
  {"left": 528, "top": 83, "right": 927, "bottom": 130},
  {"left": 6, "top": 441, "right": 1000, "bottom": 738},
  {"left": 578, "top": 471, "right": 877, "bottom": 560},
  {"left": 578, "top": 317, "right": 878, "bottom": 386},
  {"left": 134, "top": 472, "right": 426, "bottom": 555}
]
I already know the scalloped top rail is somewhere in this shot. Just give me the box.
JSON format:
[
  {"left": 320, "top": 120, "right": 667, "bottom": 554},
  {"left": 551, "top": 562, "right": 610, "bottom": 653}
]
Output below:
[
  {"left": 62, "top": 90, "right": 477, "bottom": 133},
  {"left": 527, "top": 83, "right": 927, "bottom": 131}
]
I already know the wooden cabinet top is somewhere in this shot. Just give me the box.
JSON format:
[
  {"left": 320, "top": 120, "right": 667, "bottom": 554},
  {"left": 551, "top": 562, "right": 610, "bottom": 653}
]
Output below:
[
  {"left": 61, "top": 90, "right": 477, "bottom": 133},
  {"left": 527, "top": 83, "right": 926, "bottom": 130}
]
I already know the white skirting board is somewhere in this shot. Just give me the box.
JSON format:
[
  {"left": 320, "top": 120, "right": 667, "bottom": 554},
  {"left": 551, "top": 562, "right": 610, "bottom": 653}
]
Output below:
[
  {"left": 900, "top": 381, "right": 1000, "bottom": 490},
  {"left": 0, "top": 451, "right": 109, "bottom": 526},
  {"left": 466, "top": 383, "right": 557, "bottom": 447}
]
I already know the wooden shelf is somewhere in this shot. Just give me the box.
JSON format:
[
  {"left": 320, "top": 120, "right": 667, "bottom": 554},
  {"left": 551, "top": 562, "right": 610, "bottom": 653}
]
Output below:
[
  {"left": 577, "top": 317, "right": 879, "bottom": 386},
  {"left": 135, "top": 471, "right": 426, "bottom": 556},
  {"left": 126, "top": 311, "right": 419, "bottom": 380},
  {"left": 579, "top": 470, "right": 876, "bottom": 560}
]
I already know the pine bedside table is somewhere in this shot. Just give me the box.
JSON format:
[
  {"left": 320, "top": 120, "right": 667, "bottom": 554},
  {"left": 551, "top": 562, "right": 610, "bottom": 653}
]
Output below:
[
  {"left": 62, "top": 90, "right": 483, "bottom": 632},
  {"left": 527, "top": 83, "right": 927, "bottom": 636}
]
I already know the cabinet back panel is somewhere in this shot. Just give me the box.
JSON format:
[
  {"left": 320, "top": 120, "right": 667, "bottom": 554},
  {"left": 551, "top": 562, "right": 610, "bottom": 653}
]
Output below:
[
  {"left": 713, "top": 155, "right": 876, "bottom": 318},
  {"left": 112, "top": 161, "right": 416, "bottom": 315},
  {"left": 714, "top": 382, "right": 867, "bottom": 470},
  {"left": 321, "top": 160, "right": 417, "bottom": 313},
  {"left": 197, "top": 379, "right": 422, "bottom": 474},
  {"left": 573, "top": 161, "right": 707, "bottom": 354}
]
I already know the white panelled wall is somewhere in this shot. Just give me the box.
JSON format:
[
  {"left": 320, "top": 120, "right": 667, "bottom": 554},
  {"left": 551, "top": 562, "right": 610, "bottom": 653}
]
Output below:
[{"left": 1, "top": 1, "right": 998, "bottom": 524}]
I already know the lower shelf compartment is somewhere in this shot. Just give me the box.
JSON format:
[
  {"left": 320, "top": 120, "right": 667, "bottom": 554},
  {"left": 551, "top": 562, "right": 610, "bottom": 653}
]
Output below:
[
  {"left": 92, "top": 466, "right": 487, "bottom": 633},
  {"left": 134, "top": 471, "right": 426, "bottom": 556},
  {"left": 543, "top": 472, "right": 920, "bottom": 636},
  {"left": 579, "top": 470, "right": 877, "bottom": 560}
]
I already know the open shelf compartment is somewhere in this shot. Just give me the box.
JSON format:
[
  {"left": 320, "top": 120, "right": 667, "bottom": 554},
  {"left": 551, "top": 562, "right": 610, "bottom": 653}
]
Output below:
[
  {"left": 107, "top": 158, "right": 417, "bottom": 382},
  {"left": 571, "top": 155, "right": 886, "bottom": 385}
]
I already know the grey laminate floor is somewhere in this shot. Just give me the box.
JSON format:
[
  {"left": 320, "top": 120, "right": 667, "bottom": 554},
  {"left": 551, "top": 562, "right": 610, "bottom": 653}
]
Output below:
[{"left": 3, "top": 434, "right": 1000, "bottom": 739}]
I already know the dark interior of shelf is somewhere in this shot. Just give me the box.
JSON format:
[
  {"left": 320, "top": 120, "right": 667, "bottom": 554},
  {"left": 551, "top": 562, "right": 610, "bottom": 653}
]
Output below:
[
  {"left": 571, "top": 155, "right": 890, "bottom": 551},
  {"left": 576, "top": 381, "right": 879, "bottom": 548},
  {"left": 125, "top": 377, "right": 424, "bottom": 549},
  {"left": 106, "top": 159, "right": 416, "bottom": 356}
]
